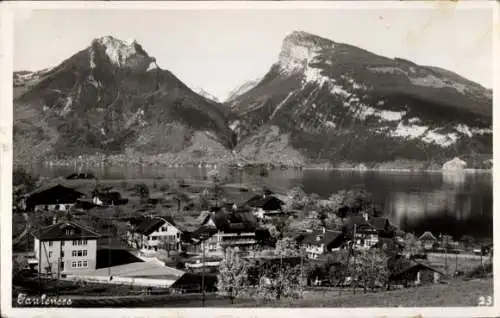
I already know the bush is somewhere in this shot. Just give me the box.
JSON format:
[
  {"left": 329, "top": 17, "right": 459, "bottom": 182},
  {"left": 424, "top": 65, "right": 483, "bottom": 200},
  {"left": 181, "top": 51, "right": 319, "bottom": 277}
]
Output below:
[{"left": 464, "top": 263, "right": 493, "bottom": 280}]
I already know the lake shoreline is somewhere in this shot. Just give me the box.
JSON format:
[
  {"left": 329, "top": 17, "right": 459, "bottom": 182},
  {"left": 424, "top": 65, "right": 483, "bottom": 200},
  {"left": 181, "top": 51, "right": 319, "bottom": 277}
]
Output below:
[{"left": 35, "top": 160, "right": 492, "bottom": 175}]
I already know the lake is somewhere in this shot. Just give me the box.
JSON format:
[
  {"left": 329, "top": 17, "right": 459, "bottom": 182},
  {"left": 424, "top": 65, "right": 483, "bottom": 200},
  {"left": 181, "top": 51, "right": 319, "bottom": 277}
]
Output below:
[{"left": 30, "top": 164, "right": 493, "bottom": 241}]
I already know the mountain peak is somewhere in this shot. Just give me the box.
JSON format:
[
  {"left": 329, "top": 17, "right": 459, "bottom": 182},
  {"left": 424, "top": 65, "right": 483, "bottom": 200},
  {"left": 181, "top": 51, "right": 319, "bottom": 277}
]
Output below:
[
  {"left": 284, "top": 31, "right": 335, "bottom": 46},
  {"left": 90, "top": 35, "right": 155, "bottom": 71},
  {"left": 279, "top": 31, "right": 335, "bottom": 74}
]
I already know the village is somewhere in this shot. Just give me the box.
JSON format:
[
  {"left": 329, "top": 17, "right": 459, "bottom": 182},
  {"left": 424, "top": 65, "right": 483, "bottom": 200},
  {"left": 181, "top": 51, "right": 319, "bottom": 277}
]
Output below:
[{"left": 12, "top": 167, "right": 493, "bottom": 307}]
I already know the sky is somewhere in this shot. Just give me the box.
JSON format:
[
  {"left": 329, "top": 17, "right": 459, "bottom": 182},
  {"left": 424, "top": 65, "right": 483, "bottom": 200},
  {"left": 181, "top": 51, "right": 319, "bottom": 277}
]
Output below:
[{"left": 13, "top": 6, "right": 494, "bottom": 101}]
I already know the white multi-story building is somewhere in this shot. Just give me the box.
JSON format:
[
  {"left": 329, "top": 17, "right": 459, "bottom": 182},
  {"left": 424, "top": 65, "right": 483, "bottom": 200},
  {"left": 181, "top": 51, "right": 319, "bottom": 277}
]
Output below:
[
  {"left": 31, "top": 221, "right": 101, "bottom": 277},
  {"left": 127, "top": 216, "right": 183, "bottom": 253}
]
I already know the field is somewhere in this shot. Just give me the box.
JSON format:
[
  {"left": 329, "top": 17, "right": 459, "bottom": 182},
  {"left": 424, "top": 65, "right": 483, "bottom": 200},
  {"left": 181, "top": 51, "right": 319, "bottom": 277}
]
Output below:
[
  {"left": 427, "top": 253, "right": 490, "bottom": 274},
  {"left": 34, "top": 277, "right": 492, "bottom": 307},
  {"left": 234, "top": 278, "right": 493, "bottom": 308}
]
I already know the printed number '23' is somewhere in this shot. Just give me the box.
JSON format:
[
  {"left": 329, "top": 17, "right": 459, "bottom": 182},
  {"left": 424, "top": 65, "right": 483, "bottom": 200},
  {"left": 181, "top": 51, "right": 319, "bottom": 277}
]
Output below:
[{"left": 478, "top": 296, "right": 493, "bottom": 306}]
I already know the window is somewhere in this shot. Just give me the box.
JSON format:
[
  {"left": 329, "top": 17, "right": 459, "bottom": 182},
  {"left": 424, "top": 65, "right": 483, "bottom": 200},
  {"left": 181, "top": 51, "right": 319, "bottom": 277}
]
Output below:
[
  {"left": 61, "top": 241, "right": 65, "bottom": 246},
  {"left": 151, "top": 236, "right": 157, "bottom": 240},
  {"left": 61, "top": 251, "right": 64, "bottom": 257},
  {"left": 71, "top": 260, "right": 88, "bottom": 268},
  {"left": 48, "top": 241, "right": 53, "bottom": 247},
  {"left": 72, "top": 250, "right": 87, "bottom": 257},
  {"left": 72, "top": 240, "right": 88, "bottom": 246},
  {"left": 48, "top": 251, "right": 52, "bottom": 258}
]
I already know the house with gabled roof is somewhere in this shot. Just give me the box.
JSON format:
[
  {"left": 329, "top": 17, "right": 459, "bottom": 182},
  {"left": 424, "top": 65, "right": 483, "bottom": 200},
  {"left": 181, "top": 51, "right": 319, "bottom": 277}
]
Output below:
[
  {"left": 31, "top": 221, "right": 101, "bottom": 277},
  {"left": 342, "top": 214, "right": 379, "bottom": 249},
  {"left": 389, "top": 256, "right": 444, "bottom": 287},
  {"left": 194, "top": 210, "right": 260, "bottom": 253},
  {"left": 244, "top": 193, "right": 286, "bottom": 219},
  {"left": 419, "top": 231, "right": 438, "bottom": 250},
  {"left": 300, "top": 229, "right": 345, "bottom": 259},
  {"left": 369, "top": 216, "right": 396, "bottom": 238},
  {"left": 21, "top": 184, "right": 84, "bottom": 212},
  {"left": 92, "top": 187, "right": 128, "bottom": 206},
  {"left": 126, "top": 216, "right": 183, "bottom": 253}
]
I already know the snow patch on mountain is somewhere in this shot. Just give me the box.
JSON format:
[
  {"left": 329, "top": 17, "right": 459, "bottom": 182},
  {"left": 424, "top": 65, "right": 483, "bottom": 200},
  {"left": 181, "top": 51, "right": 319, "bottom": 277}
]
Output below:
[
  {"left": 226, "top": 78, "right": 261, "bottom": 102},
  {"left": 97, "top": 36, "right": 137, "bottom": 66},
  {"left": 423, "top": 130, "right": 459, "bottom": 147},
  {"left": 229, "top": 120, "right": 240, "bottom": 131},
  {"left": 388, "top": 121, "right": 461, "bottom": 147},
  {"left": 196, "top": 88, "right": 219, "bottom": 102},
  {"left": 455, "top": 124, "right": 492, "bottom": 137},
  {"left": 390, "top": 122, "right": 428, "bottom": 139},
  {"left": 270, "top": 91, "right": 295, "bottom": 119},
  {"left": 279, "top": 31, "right": 335, "bottom": 74},
  {"left": 353, "top": 104, "right": 406, "bottom": 121},
  {"left": 147, "top": 61, "right": 158, "bottom": 72},
  {"left": 60, "top": 97, "right": 73, "bottom": 116},
  {"left": 330, "top": 84, "right": 351, "bottom": 99},
  {"left": 90, "top": 36, "right": 154, "bottom": 72}
]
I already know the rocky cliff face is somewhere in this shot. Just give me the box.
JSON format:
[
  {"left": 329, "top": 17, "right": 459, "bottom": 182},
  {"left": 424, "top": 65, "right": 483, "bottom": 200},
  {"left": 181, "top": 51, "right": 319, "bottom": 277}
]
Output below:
[
  {"left": 228, "top": 31, "right": 492, "bottom": 167},
  {"left": 14, "top": 36, "right": 235, "bottom": 165}
]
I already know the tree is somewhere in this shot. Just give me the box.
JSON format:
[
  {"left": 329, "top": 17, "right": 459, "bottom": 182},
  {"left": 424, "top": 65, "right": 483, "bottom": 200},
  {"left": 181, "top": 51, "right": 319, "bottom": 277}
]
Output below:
[
  {"left": 274, "top": 237, "right": 300, "bottom": 257},
  {"left": 208, "top": 168, "right": 224, "bottom": 206},
  {"left": 256, "top": 263, "right": 303, "bottom": 301},
  {"left": 171, "top": 190, "right": 190, "bottom": 215},
  {"left": 329, "top": 188, "right": 376, "bottom": 219},
  {"left": 403, "top": 233, "right": 422, "bottom": 257},
  {"left": 12, "top": 255, "right": 28, "bottom": 278},
  {"left": 349, "top": 249, "right": 389, "bottom": 293},
  {"left": 216, "top": 248, "right": 249, "bottom": 304},
  {"left": 460, "top": 235, "right": 475, "bottom": 250},
  {"left": 13, "top": 168, "right": 39, "bottom": 208},
  {"left": 133, "top": 183, "right": 150, "bottom": 203},
  {"left": 13, "top": 167, "right": 38, "bottom": 192},
  {"left": 285, "top": 185, "right": 308, "bottom": 211}
]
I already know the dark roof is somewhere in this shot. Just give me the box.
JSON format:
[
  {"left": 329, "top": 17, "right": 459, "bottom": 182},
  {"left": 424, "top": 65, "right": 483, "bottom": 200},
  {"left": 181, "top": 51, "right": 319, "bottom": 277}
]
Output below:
[
  {"left": 244, "top": 194, "right": 284, "bottom": 211},
  {"left": 343, "top": 215, "right": 376, "bottom": 233},
  {"left": 419, "top": 231, "right": 438, "bottom": 241},
  {"left": 301, "top": 230, "right": 344, "bottom": 247},
  {"left": 134, "top": 216, "right": 179, "bottom": 236},
  {"left": 32, "top": 221, "right": 101, "bottom": 241},
  {"left": 201, "top": 211, "right": 259, "bottom": 233},
  {"left": 391, "top": 259, "right": 444, "bottom": 278},
  {"left": 370, "top": 217, "right": 390, "bottom": 231},
  {"left": 25, "top": 184, "right": 84, "bottom": 207}
]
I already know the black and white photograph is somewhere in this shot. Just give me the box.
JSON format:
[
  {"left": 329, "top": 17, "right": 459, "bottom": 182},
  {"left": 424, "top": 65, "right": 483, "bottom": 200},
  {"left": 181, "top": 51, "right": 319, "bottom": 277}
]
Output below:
[{"left": 1, "top": 1, "right": 497, "bottom": 315}]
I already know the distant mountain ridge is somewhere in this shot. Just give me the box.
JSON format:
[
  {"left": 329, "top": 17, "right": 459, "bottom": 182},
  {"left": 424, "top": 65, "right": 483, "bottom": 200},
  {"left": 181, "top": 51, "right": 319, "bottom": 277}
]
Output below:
[
  {"left": 227, "top": 31, "right": 492, "bottom": 168},
  {"left": 14, "top": 32, "right": 492, "bottom": 169}
]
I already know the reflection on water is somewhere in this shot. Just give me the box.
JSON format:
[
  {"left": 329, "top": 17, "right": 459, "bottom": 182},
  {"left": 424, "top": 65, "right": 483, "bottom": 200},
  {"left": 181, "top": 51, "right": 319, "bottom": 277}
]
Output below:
[{"left": 29, "top": 164, "right": 492, "bottom": 240}]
